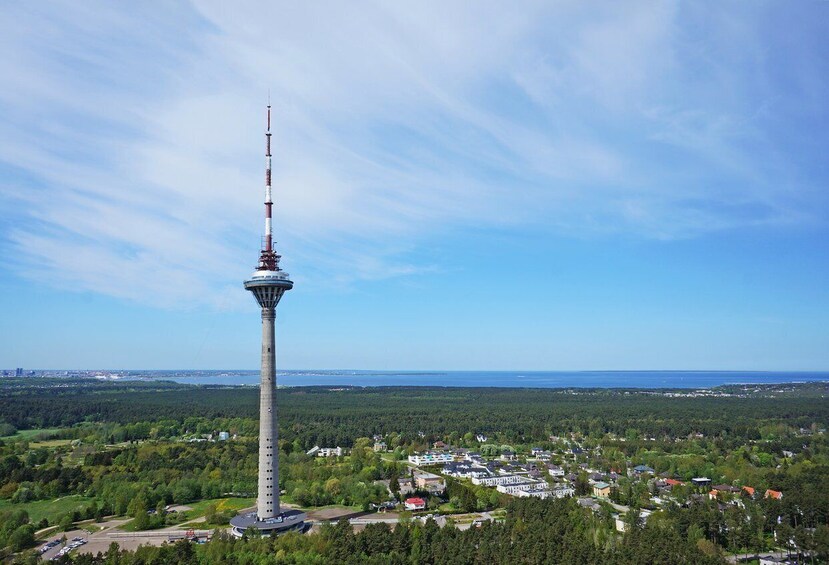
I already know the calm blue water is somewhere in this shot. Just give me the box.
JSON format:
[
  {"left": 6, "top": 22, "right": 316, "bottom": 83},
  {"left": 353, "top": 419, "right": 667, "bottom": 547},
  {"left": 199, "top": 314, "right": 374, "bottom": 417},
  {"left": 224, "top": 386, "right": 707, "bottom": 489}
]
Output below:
[{"left": 126, "top": 370, "right": 829, "bottom": 389}]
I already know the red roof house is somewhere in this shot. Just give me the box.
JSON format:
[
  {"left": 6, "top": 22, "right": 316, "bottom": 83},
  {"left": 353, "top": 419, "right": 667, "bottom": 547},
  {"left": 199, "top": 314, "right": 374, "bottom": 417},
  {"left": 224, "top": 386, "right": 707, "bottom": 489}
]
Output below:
[
  {"left": 404, "top": 497, "right": 426, "bottom": 510},
  {"left": 765, "top": 489, "right": 783, "bottom": 500}
]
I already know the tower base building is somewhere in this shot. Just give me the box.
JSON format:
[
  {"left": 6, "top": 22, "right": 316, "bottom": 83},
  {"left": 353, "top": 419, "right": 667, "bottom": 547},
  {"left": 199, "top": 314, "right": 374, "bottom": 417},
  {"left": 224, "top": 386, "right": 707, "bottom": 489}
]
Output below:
[{"left": 230, "top": 508, "right": 307, "bottom": 537}]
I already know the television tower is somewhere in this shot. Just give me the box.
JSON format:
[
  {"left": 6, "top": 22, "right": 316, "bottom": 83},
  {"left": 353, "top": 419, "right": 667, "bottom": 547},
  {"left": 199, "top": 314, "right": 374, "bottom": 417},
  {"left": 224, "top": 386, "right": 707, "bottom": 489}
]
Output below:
[{"left": 231, "top": 104, "right": 305, "bottom": 536}]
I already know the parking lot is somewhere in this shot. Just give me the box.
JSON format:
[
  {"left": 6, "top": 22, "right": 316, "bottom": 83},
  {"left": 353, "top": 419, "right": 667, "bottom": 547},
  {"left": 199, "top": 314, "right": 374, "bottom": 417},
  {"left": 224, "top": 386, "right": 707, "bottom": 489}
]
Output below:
[{"left": 37, "top": 531, "right": 90, "bottom": 562}]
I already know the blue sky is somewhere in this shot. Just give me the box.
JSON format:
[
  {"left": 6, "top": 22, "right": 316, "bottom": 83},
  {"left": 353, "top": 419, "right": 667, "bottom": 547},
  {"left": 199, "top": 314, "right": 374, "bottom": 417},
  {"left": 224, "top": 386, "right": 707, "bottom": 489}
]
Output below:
[{"left": 1, "top": 1, "right": 828, "bottom": 370}]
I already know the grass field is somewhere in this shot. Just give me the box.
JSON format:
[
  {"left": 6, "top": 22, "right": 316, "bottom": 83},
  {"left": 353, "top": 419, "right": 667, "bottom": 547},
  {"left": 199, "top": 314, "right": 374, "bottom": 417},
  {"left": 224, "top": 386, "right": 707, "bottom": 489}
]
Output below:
[
  {"left": 184, "top": 497, "right": 255, "bottom": 518},
  {"left": 4, "top": 428, "right": 62, "bottom": 441},
  {"left": 0, "top": 495, "right": 95, "bottom": 524},
  {"left": 30, "top": 439, "right": 74, "bottom": 448},
  {"left": 119, "top": 497, "right": 255, "bottom": 531}
]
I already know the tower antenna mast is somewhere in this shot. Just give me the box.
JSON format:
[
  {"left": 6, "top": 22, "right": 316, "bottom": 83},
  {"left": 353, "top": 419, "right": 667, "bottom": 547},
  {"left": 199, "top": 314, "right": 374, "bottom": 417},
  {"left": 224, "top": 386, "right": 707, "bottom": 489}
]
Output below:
[{"left": 259, "top": 100, "right": 279, "bottom": 270}]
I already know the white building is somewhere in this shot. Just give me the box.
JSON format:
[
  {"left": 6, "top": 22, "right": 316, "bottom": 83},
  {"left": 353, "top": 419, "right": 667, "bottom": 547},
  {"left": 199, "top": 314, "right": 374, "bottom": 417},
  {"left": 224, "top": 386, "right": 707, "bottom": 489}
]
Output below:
[
  {"left": 472, "top": 474, "right": 525, "bottom": 487},
  {"left": 551, "top": 485, "right": 575, "bottom": 498},
  {"left": 548, "top": 465, "right": 565, "bottom": 478},
  {"left": 615, "top": 509, "right": 652, "bottom": 532},
  {"left": 318, "top": 447, "right": 343, "bottom": 457},
  {"left": 408, "top": 452, "right": 454, "bottom": 466},
  {"left": 443, "top": 462, "right": 490, "bottom": 479},
  {"left": 496, "top": 480, "right": 545, "bottom": 495},
  {"left": 514, "top": 487, "right": 555, "bottom": 499}
]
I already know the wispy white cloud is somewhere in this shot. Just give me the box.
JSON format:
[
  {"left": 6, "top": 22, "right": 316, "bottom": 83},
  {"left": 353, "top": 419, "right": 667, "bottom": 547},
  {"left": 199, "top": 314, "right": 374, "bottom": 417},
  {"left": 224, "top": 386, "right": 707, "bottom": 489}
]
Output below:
[{"left": 0, "top": 1, "right": 826, "bottom": 307}]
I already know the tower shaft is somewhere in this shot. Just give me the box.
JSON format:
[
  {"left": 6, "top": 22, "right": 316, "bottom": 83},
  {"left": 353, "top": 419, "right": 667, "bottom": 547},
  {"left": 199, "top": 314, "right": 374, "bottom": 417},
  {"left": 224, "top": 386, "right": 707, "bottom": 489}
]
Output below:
[{"left": 257, "top": 307, "right": 278, "bottom": 519}]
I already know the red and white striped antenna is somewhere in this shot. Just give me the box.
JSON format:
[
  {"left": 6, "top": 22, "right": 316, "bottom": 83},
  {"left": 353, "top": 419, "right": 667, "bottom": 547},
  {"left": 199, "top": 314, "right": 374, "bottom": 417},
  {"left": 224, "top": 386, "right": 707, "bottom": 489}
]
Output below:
[{"left": 258, "top": 97, "right": 279, "bottom": 271}]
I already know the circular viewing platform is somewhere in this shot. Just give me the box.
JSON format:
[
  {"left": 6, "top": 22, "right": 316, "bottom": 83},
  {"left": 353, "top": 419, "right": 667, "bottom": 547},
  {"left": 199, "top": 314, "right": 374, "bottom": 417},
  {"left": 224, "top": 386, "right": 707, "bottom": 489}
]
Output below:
[
  {"left": 229, "top": 509, "right": 307, "bottom": 537},
  {"left": 244, "top": 269, "right": 293, "bottom": 288}
]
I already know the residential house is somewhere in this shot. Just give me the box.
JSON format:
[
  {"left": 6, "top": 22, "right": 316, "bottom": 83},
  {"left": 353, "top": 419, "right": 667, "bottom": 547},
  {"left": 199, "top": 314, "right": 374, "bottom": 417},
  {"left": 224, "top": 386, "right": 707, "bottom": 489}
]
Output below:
[
  {"left": 408, "top": 452, "right": 454, "bottom": 466},
  {"left": 765, "top": 489, "right": 783, "bottom": 500},
  {"left": 588, "top": 472, "right": 606, "bottom": 483},
  {"left": 614, "top": 515, "right": 627, "bottom": 532},
  {"left": 593, "top": 482, "right": 611, "bottom": 498},
  {"left": 615, "top": 509, "right": 653, "bottom": 532},
  {"left": 404, "top": 497, "right": 426, "bottom": 511},
  {"left": 513, "top": 487, "right": 554, "bottom": 499},
  {"left": 552, "top": 485, "right": 575, "bottom": 498},
  {"left": 547, "top": 464, "right": 565, "bottom": 478},
  {"left": 465, "top": 452, "right": 485, "bottom": 464},
  {"left": 495, "top": 462, "right": 518, "bottom": 473},
  {"left": 577, "top": 497, "right": 601, "bottom": 512},
  {"left": 709, "top": 485, "right": 741, "bottom": 500},
  {"left": 413, "top": 470, "right": 446, "bottom": 491},
  {"left": 472, "top": 474, "right": 525, "bottom": 487},
  {"left": 496, "top": 480, "right": 545, "bottom": 496},
  {"left": 442, "top": 462, "right": 489, "bottom": 479}
]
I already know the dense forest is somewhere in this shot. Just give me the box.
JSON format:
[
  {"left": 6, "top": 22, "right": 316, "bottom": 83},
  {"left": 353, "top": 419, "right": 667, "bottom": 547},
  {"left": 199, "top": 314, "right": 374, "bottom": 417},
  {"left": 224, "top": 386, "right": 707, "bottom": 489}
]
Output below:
[
  {"left": 1, "top": 379, "right": 827, "bottom": 563},
  {"left": 2, "top": 379, "right": 827, "bottom": 448},
  {"left": 22, "top": 498, "right": 739, "bottom": 564}
]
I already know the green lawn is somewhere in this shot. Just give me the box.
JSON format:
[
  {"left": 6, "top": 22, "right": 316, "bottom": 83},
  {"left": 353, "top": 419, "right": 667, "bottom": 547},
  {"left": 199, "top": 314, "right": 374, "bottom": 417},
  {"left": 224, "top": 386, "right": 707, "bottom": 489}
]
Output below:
[
  {"left": 4, "top": 428, "right": 62, "bottom": 441},
  {"left": 291, "top": 503, "right": 363, "bottom": 512},
  {"left": 119, "top": 497, "right": 255, "bottom": 531},
  {"left": 0, "top": 495, "right": 95, "bottom": 525},
  {"left": 30, "top": 439, "right": 74, "bottom": 448},
  {"left": 184, "top": 497, "right": 254, "bottom": 518}
]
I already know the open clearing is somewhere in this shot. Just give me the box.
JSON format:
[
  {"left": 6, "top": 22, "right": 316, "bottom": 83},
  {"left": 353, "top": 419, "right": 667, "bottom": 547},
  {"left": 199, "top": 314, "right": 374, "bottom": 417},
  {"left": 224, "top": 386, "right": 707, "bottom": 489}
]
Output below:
[
  {"left": 4, "top": 428, "right": 62, "bottom": 440},
  {"left": 0, "top": 495, "right": 95, "bottom": 524}
]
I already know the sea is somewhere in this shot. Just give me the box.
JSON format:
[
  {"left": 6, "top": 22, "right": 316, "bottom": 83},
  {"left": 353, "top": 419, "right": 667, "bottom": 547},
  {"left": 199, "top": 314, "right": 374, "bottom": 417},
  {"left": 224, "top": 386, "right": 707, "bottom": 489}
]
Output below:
[{"left": 107, "top": 370, "right": 829, "bottom": 389}]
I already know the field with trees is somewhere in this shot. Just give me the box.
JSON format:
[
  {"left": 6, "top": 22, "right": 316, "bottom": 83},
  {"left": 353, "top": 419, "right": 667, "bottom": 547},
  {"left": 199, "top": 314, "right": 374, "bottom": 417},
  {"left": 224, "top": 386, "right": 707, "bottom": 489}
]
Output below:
[{"left": 0, "top": 378, "right": 827, "bottom": 563}]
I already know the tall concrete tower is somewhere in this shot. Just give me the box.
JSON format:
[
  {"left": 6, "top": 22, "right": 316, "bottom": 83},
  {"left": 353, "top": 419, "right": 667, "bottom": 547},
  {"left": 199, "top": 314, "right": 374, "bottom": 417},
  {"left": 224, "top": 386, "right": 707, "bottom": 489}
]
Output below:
[{"left": 231, "top": 104, "right": 305, "bottom": 537}]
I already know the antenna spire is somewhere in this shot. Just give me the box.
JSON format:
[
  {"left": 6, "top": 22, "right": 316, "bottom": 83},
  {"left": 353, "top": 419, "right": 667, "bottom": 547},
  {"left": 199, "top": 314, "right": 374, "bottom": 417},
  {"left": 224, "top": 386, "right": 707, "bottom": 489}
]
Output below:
[{"left": 258, "top": 100, "right": 279, "bottom": 271}]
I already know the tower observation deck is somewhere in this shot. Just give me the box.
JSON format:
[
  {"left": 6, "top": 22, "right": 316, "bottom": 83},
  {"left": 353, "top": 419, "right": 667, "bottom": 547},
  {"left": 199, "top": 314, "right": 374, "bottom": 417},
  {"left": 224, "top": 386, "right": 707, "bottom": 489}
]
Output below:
[{"left": 230, "top": 104, "right": 306, "bottom": 537}]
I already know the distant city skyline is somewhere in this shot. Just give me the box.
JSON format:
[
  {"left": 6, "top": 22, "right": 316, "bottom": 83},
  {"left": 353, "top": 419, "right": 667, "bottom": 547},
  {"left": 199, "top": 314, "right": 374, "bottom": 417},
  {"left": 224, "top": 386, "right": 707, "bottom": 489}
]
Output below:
[{"left": 1, "top": 3, "right": 828, "bottom": 371}]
